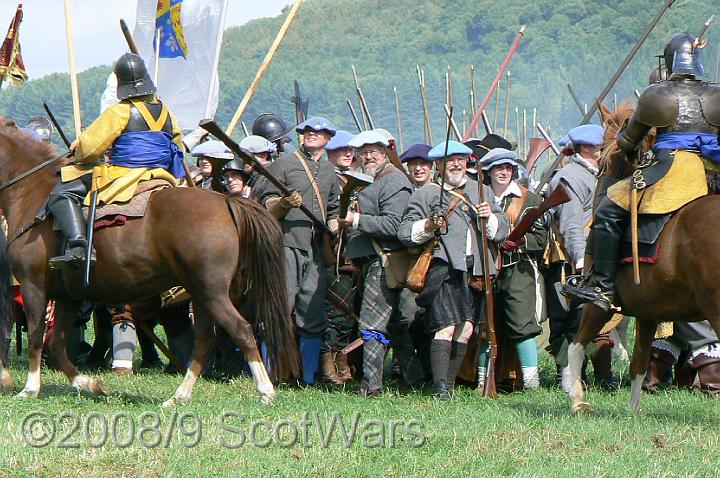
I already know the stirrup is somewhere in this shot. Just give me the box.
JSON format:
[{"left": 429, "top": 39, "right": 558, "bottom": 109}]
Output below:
[
  {"left": 48, "top": 246, "right": 96, "bottom": 270},
  {"left": 562, "top": 280, "right": 620, "bottom": 313}
]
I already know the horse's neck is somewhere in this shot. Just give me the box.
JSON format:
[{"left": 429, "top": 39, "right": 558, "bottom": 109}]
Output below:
[{"left": 0, "top": 170, "right": 56, "bottom": 239}]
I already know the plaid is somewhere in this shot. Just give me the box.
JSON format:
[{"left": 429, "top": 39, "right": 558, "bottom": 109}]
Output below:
[
  {"left": 357, "top": 259, "right": 424, "bottom": 389},
  {"left": 322, "top": 269, "right": 357, "bottom": 353}
]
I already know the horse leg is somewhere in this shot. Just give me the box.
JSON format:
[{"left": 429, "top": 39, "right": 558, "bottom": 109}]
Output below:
[
  {"left": 162, "top": 303, "right": 216, "bottom": 407},
  {"left": 568, "top": 304, "right": 613, "bottom": 415},
  {"left": 50, "top": 301, "right": 110, "bottom": 396},
  {"left": 199, "top": 297, "right": 274, "bottom": 404},
  {"left": 627, "top": 319, "right": 657, "bottom": 413},
  {"left": 15, "top": 282, "right": 47, "bottom": 399}
]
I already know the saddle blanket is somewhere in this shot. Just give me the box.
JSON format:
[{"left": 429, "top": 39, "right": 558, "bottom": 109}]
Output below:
[{"left": 84, "top": 179, "right": 170, "bottom": 230}]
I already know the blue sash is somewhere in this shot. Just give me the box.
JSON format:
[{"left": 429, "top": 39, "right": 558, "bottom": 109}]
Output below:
[
  {"left": 653, "top": 132, "right": 720, "bottom": 163},
  {"left": 109, "top": 130, "right": 185, "bottom": 178}
]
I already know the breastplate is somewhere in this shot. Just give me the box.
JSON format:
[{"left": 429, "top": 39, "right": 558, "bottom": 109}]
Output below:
[
  {"left": 123, "top": 101, "right": 173, "bottom": 134},
  {"left": 657, "top": 80, "right": 720, "bottom": 135}
]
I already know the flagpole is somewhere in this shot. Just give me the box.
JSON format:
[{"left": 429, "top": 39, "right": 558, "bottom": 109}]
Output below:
[
  {"left": 63, "top": 0, "right": 82, "bottom": 137},
  {"left": 153, "top": 27, "right": 160, "bottom": 89},
  {"left": 204, "top": 0, "right": 229, "bottom": 118},
  {"left": 225, "top": 0, "right": 303, "bottom": 136}
]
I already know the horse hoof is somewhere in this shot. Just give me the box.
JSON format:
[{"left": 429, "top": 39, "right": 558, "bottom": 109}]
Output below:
[
  {"left": 0, "top": 371, "right": 14, "bottom": 393},
  {"left": 15, "top": 389, "right": 38, "bottom": 400},
  {"left": 162, "top": 396, "right": 188, "bottom": 408},
  {"left": 260, "top": 392, "right": 275, "bottom": 406},
  {"left": 92, "top": 379, "right": 111, "bottom": 396},
  {"left": 571, "top": 402, "right": 594, "bottom": 416}
]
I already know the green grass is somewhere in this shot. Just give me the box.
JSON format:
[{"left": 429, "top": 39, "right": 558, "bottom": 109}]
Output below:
[{"left": 0, "top": 340, "right": 719, "bottom": 477}]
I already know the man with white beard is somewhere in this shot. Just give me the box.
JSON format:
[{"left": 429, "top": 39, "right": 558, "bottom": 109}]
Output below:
[
  {"left": 339, "top": 130, "right": 425, "bottom": 397},
  {"left": 398, "top": 140, "right": 509, "bottom": 400}
]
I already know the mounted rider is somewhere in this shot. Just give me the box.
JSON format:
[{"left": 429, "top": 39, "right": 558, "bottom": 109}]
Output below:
[
  {"left": 565, "top": 31, "right": 720, "bottom": 311},
  {"left": 47, "top": 52, "right": 184, "bottom": 269}
]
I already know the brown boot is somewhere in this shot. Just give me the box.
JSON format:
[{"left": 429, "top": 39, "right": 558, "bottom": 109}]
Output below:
[
  {"left": 320, "top": 352, "right": 343, "bottom": 385},
  {"left": 335, "top": 352, "right": 352, "bottom": 382},
  {"left": 642, "top": 347, "right": 675, "bottom": 393}
]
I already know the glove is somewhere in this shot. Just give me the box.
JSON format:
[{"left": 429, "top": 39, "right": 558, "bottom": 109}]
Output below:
[
  {"left": 266, "top": 191, "right": 302, "bottom": 219},
  {"left": 500, "top": 236, "right": 526, "bottom": 253}
]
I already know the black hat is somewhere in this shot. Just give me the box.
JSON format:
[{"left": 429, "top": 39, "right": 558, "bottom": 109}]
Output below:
[{"left": 464, "top": 134, "right": 512, "bottom": 162}]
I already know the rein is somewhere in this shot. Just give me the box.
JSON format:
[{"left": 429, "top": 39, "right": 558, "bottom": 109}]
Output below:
[
  {"left": 1, "top": 151, "right": 72, "bottom": 247},
  {"left": 0, "top": 151, "right": 71, "bottom": 193}
]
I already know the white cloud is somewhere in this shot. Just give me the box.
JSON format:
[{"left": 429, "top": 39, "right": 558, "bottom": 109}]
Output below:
[{"left": 0, "top": 0, "right": 291, "bottom": 79}]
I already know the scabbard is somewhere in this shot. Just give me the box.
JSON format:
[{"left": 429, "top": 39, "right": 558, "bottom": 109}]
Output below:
[
  {"left": 630, "top": 188, "right": 640, "bottom": 285},
  {"left": 341, "top": 337, "right": 364, "bottom": 355}
]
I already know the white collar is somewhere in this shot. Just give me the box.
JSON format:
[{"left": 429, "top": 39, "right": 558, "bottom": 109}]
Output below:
[
  {"left": 494, "top": 181, "right": 523, "bottom": 202},
  {"left": 572, "top": 154, "right": 599, "bottom": 175}
]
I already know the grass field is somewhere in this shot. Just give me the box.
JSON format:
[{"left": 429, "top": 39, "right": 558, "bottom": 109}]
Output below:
[{"left": 1, "top": 336, "right": 719, "bottom": 477}]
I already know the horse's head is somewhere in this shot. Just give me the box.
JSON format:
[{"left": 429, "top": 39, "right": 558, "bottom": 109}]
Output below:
[{"left": 596, "top": 99, "right": 655, "bottom": 179}]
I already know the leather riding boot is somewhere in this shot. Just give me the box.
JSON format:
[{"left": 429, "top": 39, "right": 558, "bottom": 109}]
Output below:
[
  {"left": 642, "top": 346, "right": 676, "bottom": 393},
  {"left": 335, "top": 352, "right": 352, "bottom": 382},
  {"left": 320, "top": 352, "right": 343, "bottom": 385},
  {"left": 563, "top": 199, "right": 627, "bottom": 311},
  {"left": 48, "top": 195, "right": 95, "bottom": 269}
]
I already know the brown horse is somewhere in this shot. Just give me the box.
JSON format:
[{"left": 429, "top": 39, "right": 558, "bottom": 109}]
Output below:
[
  {"left": 0, "top": 121, "right": 299, "bottom": 406},
  {"left": 566, "top": 102, "right": 720, "bottom": 414}
]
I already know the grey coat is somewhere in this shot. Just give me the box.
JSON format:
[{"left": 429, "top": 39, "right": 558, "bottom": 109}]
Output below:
[
  {"left": 547, "top": 156, "right": 597, "bottom": 266},
  {"left": 398, "top": 179, "right": 509, "bottom": 276},
  {"left": 257, "top": 147, "right": 339, "bottom": 252},
  {"left": 345, "top": 162, "right": 412, "bottom": 260}
]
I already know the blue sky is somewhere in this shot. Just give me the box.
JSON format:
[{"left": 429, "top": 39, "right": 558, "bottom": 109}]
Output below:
[{"left": 0, "top": 0, "right": 291, "bottom": 79}]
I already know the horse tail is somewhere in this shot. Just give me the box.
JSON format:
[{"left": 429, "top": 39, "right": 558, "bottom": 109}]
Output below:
[
  {"left": 225, "top": 197, "right": 300, "bottom": 383},
  {"left": 0, "top": 231, "right": 12, "bottom": 366}
]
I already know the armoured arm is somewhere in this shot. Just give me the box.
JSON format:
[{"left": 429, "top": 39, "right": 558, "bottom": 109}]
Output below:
[
  {"left": 74, "top": 103, "right": 129, "bottom": 163},
  {"left": 616, "top": 117, "right": 653, "bottom": 153},
  {"left": 618, "top": 85, "right": 678, "bottom": 153}
]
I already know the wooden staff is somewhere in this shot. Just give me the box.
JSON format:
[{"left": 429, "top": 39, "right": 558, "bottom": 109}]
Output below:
[
  {"left": 346, "top": 99, "right": 362, "bottom": 132},
  {"left": 226, "top": 0, "right": 303, "bottom": 135},
  {"left": 503, "top": 70, "right": 511, "bottom": 138},
  {"left": 515, "top": 107, "right": 520, "bottom": 151},
  {"left": 63, "top": 0, "right": 81, "bottom": 138},
  {"left": 445, "top": 66, "right": 452, "bottom": 133},
  {"left": 352, "top": 64, "right": 374, "bottom": 129},
  {"left": 393, "top": 86, "right": 404, "bottom": 152},
  {"left": 492, "top": 75, "right": 501, "bottom": 132},
  {"left": 444, "top": 104, "right": 462, "bottom": 140},
  {"left": 522, "top": 108, "right": 527, "bottom": 161}
]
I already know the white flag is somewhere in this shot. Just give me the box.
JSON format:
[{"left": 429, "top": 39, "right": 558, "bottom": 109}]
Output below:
[{"left": 133, "top": 0, "right": 228, "bottom": 130}]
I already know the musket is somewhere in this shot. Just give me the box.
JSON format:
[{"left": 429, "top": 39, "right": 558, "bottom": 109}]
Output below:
[
  {"left": 698, "top": 15, "right": 714, "bottom": 39},
  {"left": 534, "top": 122, "right": 563, "bottom": 193},
  {"left": 580, "top": 0, "right": 676, "bottom": 126},
  {"left": 352, "top": 65, "right": 374, "bottom": 129},
  {"left": 481, "top": 111, "right": 493, "bottom": 136},
  {"left": 43, "top": 102, "right": 71, "bottom": 148},
  {"left": 241, "top": 121, "right": 249, "bottom": 137},
  {"left": 444, "top": 104, "right": 462, "bottom": 140},
  {"left": 437, "top": 106, "right": 454, "bottom": 214},
  {"left": 393, "top": 86, "right": 405, "bottom": 152},
  {"left": 464, "top": 25, "right": 526, "bottom": 140},
  {"left": 477, "top": 147, "right": 497, "bottom": 399},
  {"left": 525, "top": 137, "right": 553, "bottom": 174},
  {"left": 506, "top": 184, "right": 570, "bottom": 243},
  {"left": 200, "top": 119, "right": 336, "bottom": 239},
  {"left": 346, "top": 99, "right": 362, "bottom": 133}
]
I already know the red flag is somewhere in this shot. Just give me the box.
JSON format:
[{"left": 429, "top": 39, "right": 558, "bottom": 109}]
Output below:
[{"left": 0, "top": 3, "right": 27, "bottom": 85}]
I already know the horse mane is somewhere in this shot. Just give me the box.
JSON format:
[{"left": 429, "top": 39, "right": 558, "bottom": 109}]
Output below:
[
  {"left": 0, "top": 120, "right": 63, "bottom": 226},
  {"left": 597, "top": 99, "right": 655, "bottom": 179}
]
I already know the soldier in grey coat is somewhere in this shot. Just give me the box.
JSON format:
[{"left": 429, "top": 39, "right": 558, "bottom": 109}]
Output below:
[
  {"left": 257, "top": 116, "right": 340, "bottom": 385},
  {"left": 399, "top": 140, "right": 509, "bottom": 400},
  {"left": 547, "top": 124, "right": 616, "bottom": 391},
  {"left": 338, "top": 130, "right": 425, "bottom": 397}
]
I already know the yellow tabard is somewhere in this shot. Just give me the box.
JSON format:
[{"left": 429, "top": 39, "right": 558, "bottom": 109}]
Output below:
[{"left": 607, "top": 150, "right": 708, "bottom": 214}]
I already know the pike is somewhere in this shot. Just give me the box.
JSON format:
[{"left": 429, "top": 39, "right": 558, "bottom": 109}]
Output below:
[
  {"left": 352, "top": 65, "right": 374, "bottom": 129},
  {"left": 481, "top": 110, "right": 493, "bottom": 136},
  {"left": 503, "top": 70, "right": 511, "bottom": 137},
  {"left": 417, "top": 65, "right": 433, "bottom": 144},
  {"left": 464, "top": 25, "right": 526, "bottom": 140},
  {"left": 393, "top": 86, "right": 404, "bottom": 152},
  {"left": 444, "top": 104, "right": 462, "bottom": 140},
  {"left": 200, "top": 119, "right": 336, "bottom": 240},
  {"left": 566, "top": 83, "right": 585, "bottom": 115},
  {"left": 535, "top": 0, "right": 676, "bottom": 193}
]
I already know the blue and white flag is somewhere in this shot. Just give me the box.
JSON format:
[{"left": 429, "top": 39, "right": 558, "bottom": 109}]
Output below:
[{"left": 134, "top": 0, "right": 228, "bottom": 130}]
